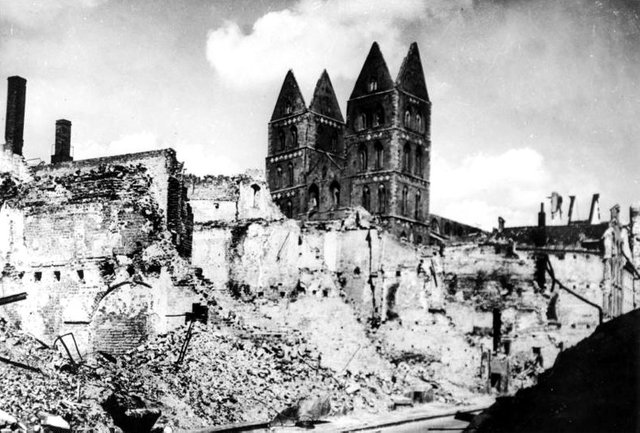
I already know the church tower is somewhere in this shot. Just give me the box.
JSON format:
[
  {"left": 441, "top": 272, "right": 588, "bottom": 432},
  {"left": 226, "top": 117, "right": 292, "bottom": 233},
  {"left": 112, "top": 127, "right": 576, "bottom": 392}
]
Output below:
[
  {"left": 266, "top": 70, "right": 345, "bottom": 219},
  {"left": 266, "top": 42, "right": 430, "bottom": 243},
  {"left": 344, "top": 42, "right": 431, "bottom": 242}
]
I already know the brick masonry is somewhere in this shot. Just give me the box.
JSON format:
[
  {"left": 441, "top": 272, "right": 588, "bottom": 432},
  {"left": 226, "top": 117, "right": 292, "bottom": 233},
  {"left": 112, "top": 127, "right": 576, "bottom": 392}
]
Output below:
[{"left": 0, "top": 148, "right": 198, "bottom": 354}]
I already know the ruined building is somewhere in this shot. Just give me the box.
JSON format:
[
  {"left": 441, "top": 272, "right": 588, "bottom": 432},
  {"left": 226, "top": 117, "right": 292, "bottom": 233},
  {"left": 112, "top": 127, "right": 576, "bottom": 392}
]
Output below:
[
  {"left": 266, "top": 42, "right": 434, "bottom": 243},
  {"left": 496, "top": 194, "right": 640, "bottom": 322},
  {"left": 0, "top": 76, "right": 198, "bottom": 354}
]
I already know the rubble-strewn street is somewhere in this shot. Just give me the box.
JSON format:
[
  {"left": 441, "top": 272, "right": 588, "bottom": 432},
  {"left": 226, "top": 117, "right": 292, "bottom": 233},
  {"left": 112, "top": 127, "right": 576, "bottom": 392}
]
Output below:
[
  {"left": 2, "top": 2, "right": 640, "bottom": 430},
  {"left": 0, "top": 289, "right": 479, "bottom": 431}
]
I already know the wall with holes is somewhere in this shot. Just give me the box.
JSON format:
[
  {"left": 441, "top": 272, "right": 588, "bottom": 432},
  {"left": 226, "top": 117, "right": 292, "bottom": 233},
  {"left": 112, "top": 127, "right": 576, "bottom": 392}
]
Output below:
[
  {"left": 186, "top": 173, "right": 282, "bottom": 224},
  {"left": 0, "top": 149, "right": 197, "bottom": 353},
  {"left": 0, "top": 262, "right": 198, "bottom": 354},
  {"left": 191, "top": 216, "right": 440, "bottom": 320}
]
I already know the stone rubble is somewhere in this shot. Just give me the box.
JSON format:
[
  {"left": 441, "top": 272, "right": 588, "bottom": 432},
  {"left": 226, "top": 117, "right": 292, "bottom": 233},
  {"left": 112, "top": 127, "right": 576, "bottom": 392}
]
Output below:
[
  {"left": 0, "top": 294, "right": 453, "bottom": 431},
  {"left": 0, "top": 318, "right": 111, "bottom": 431}
]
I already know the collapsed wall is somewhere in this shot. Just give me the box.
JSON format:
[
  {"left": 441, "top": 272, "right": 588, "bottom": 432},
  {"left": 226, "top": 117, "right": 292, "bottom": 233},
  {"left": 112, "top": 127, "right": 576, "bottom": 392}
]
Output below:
[
  {"left": 188, "top": 172, "right": 601, "bottom": 401},
  {"left": 185, "top": 172, "right": 282, "bottom": 223},
  {"left": 0, "top": 149, "right": 200, "bottom": 354}
]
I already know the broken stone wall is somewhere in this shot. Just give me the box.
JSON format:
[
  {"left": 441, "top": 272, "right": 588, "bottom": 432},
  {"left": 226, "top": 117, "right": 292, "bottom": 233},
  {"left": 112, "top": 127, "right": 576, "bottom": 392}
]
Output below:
[
  {"left": 33, "top": 150, "right": 173, "bottom": 221},
  {"left": 191, "top": 214, "right": 437, "bottom": 322},
  {"left": 0, "top": 261, "right": 199, "bottom": 354},
  {"left": 0, "top": 149, "right": 199, "bottom": 354},
  {"left": 32, "top": 148, "right": 193, "bottom": 257},
  {"left": 193, "top": 219, "right": 307, "bottom": 299},
  {"left": 186, "top": 173, "right": 282, "bottom": 224}
]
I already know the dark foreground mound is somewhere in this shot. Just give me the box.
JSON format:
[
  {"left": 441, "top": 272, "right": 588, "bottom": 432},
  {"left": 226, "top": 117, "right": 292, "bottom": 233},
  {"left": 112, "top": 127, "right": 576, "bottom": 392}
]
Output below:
[{"left": 467, "top": 309, "right": 640, "bottom": 433}]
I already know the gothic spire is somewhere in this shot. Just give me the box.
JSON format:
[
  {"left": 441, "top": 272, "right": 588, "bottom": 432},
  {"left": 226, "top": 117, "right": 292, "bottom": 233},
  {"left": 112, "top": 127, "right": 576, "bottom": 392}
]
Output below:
[
  {"left": 309, "top": 70, "right": 344, "bottom": 122},
  {"left": 271, "top": 70, "right": 307, "bottom": 121},
  {"left": 395, "top": 42, "right": 429, "bottom": 101},
  {"left": 349, "top": 42, "right": 394, "bottom": 99}
]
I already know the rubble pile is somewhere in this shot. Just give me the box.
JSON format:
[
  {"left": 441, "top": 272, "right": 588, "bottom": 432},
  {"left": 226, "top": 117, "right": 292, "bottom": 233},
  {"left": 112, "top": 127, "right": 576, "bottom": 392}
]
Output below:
[
  {"left": 0, "top": 311, "right": 396, "bottom": 431},
  {"left": 93, "top": 319, "right": 396, "bottom": 429},
  {"left": 0, "top": 319, "right": 111, "bottom": 430}
]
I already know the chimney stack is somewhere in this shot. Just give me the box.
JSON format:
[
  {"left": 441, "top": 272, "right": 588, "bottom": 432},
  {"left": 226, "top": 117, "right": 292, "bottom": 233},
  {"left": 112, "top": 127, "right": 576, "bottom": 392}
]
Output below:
[
  {"left": 51, "top": 119, "right": 73, "bottom": 164},
  {"left": 538, "top": 202, "right": 546, "bottom": 227},
  {"left": 4, "top": 76, "right": 27, "bottom": 155}
]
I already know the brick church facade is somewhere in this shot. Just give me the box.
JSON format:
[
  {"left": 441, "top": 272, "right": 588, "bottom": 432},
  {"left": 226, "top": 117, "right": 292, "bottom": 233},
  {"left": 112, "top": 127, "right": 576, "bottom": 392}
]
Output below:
[{"left": 266, "top": 42, "right": 431, "bottom": 243}]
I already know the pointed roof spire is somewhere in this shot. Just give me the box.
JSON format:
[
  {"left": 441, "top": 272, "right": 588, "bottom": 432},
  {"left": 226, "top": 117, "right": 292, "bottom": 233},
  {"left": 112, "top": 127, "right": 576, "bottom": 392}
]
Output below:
[
  {"left": 271, "top": 70, "right": 307, "bottom": 121},
  {"left": 396, "top": 42, "right": 429, "bottom": 101},
  {"left": 309, "top": 70, "right": 344, "bottom": 122},
  {"left": 349, "top": 42, "right": 394, "bottom": 99}
]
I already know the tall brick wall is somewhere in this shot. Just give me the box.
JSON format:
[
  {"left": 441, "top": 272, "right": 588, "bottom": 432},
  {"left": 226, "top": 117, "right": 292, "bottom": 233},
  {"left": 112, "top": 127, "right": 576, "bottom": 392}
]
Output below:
[
  {"left": 0, "top": 148, "right": 198, "bottom": 353},
  {"left": 32, "top": 149, "right": 193, "bottom": 258}
]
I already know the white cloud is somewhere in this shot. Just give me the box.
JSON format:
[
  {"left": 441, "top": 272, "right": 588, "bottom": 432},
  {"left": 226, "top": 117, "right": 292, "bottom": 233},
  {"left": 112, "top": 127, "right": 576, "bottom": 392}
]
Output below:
[
  {"left": 431, "top": 148, "right": 550, "bottom": 230},
  {"left": 206, "top": 0, "right": 466, "bottom": 89},
  {"left": 0, "top": 0, "right": 106, "bottom": 27}
]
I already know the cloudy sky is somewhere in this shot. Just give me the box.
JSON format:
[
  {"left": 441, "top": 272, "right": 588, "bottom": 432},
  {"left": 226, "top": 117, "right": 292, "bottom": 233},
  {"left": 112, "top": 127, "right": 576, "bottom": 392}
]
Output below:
[{"left": 1, "top": 0, "right": 639, "bottom": 229}]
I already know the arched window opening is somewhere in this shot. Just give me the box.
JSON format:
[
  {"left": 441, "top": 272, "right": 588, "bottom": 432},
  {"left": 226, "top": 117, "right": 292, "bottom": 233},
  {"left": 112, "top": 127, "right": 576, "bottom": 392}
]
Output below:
[
  {"left": 284, "top": 101, "right": 293, "bottom": 115},
  {"left": 278, "top": 130, "right": 285, "bottom": 151},
  {"left": 358, "top": 144, "right": 368, "bottom": 172},
  {"left": 251, "top": 184, "right": 261, "bottom": 208},
  {"left": 374, "top": 142, "right": 383, "bottom": 169},
  {"left": 330, "top": 181, "right": 341, "bottom": 209},
  {"left": 431, "top": 218, "right": 440, "bottom": 234},
  {"left": 415, "top": 191, "right": 421, "bottom": 220},
  {"left": 373, "top": 106, "right": 385, "bottom": 127},
  {"left": 415, "top": 114, "right": 423, "bottom": 132},
  {"left": 286, "top": 200, "right": 293, "bottom": 218},
  {"left": 404, "top": 110, "right": 411, "bottom": 127},
  {"left": 401, "top": 186, "right": 408, "bottom": 216},
  {"left": 415, "top": 147, "right": 423, "bottom": 177},
  {"left": 276, "top": 166, "right": 283, "bottom": 188},
  {"left": 308, "top": 184, "right": 320, "bottom": 211},
  {"left": 444, "top": 222, "right": 452, "bottom": 236},
  {"left": 289, "top": 126, "right": 298, "bottom": 148},
  {"left": 287, "top": 162, "right": 294, "bottom": 186},
  {"left": 368, "top": 77, "right": 378, "bottom": 92},
  {"left": 417, "top": 235, "right": 423, "bottom": 244},
  {"left": 362, "top": 185, "right": 371, "bottom": 211},
  {"left": 378, "top": 184, "right": 386, "bottom": 213},
  {"left": 358, "top": 113, "right": 367, "bottom": 131},
  {"left": 403, "top": 143, "right": 411, "bottom": 172}
]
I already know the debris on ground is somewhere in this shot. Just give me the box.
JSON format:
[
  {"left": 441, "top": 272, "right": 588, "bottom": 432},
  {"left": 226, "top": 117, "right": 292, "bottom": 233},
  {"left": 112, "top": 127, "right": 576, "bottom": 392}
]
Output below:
[{"left": 0, "top": 280, "right": 488, "bottom": 431}]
